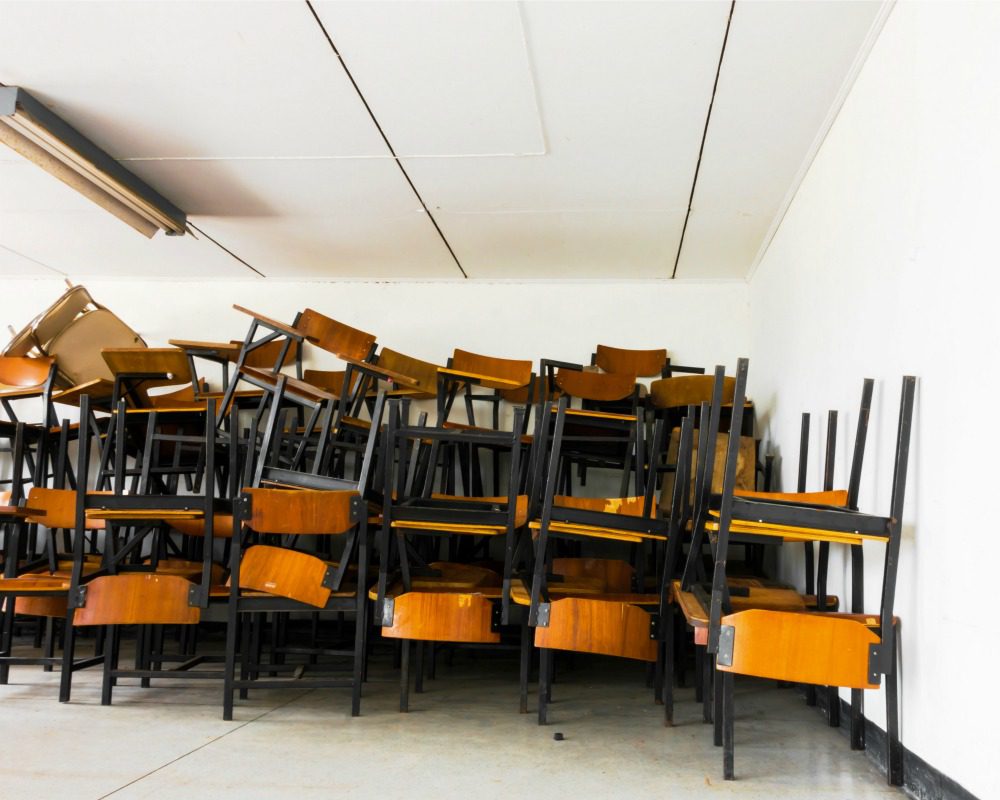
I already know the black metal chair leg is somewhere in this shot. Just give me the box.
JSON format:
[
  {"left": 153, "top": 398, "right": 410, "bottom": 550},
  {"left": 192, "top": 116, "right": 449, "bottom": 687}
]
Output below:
[
  {"left": 722, "top": 671, "right": 735, "bottom": 780},
  {"left": 42, "top": 616, "right": 56, "bottom": 672},
  {"left": 100, "top": 625, "right": 117, "bottom": 706},
  {"left": 827, "top": 685, "right": 841, "bottom": 727},
  {"left": 58, "top": 612, "right": 76, "bottom": 703},
  {"left": 886, "top": 628, "right": 903, "bottom": 786},
  {"left": 519, "top": 622, "right": 531, "bottom": 714},
  {"left": 399, "top": 640, "right": 410, "bottom": 713},
  {"left": 415, "top": 641, "right": 425, "bottom": 694},
  {"left": 664, "top": 608, "right": 675, "bottom": 726},
  {"left": 223, "top": 599, "right": 239, "bottom": 721},
  {"left": 538, "top": 647, "right": 550, "bottom": 725},
  {"left": 0, "top": 601, "right": 14, "bottom": 684},
  {"left": 713, "top": 655, "right": 724, "bottom": 746},
  {"left": 850, "top": 689, "right": 865, "bottom": 750}
]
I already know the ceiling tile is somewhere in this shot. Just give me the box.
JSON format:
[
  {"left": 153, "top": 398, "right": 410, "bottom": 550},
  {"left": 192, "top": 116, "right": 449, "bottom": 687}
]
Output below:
[
  {"left": 0, "top": 0, "right": 389, "bottom": 158},
  {"left": 312, "top": 1, "right": 543, "bottom": 157},
  {"left": 676, "top": 0, "right": 885, "bottom": 278}
]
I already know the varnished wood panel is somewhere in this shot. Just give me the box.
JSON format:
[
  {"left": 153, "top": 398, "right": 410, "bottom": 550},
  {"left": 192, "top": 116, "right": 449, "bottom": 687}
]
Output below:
[
  {"left": 244, "top": 488, "right": 358, "bottom": 535},
  {"left": 451, "top": 349, "right": 532, "bottom": 388},
  {"left": 552, "top": 558, "right": 634, "bottom": 593},
  {"left": 238, "top": 544, "right": 332, "bottom": 608},
  {"left": 0, "top": 356, "right": 54, "bottom": 388},
  {"left": 377, "top": 348, "right": 441, "bottom": 397},
  {"left": 15, "top": 595, "right": 67, "bottom": 617},
  {"left": 297, "top": 309, "right": 376, "bottom": 362},
  {"left": 555, "top": 369, "right": 636, "bottom": 402},
  {"left": 594, "top": 345, "right": 667, "bottom": 378},
  {"left": 717, "top": 608, "right": 881, "bottom": 690},
  {"left": 650, "top": 374, "right": 735, "bottom": 410},
  {"left": 381, "top": 591, "right": 500, "bottom": 644},
  {"left": 534, "top": 597, "right": 657, "bottom": 662},
  {"left": 73, "top": 574, "right": 200, "bottom": 626}
]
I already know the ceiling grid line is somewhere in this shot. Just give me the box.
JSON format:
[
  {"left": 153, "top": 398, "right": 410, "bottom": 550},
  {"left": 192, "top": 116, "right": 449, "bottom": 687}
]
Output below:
[
  {"left": 304, "top": 0, "right": 469, "bottom": 279},
  {"left": 670, "top": 0, "right": 737, "bottom": 279}
]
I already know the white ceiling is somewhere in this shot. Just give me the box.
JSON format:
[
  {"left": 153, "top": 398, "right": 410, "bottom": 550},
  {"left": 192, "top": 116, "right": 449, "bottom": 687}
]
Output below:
[{"left": 0, "top": 0, "right": 889, "bottom": 281}]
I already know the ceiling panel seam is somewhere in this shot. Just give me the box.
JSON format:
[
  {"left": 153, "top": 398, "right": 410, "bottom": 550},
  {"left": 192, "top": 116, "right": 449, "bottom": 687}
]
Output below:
[
  {"left": 0, "top": 243, "right": 67, "bottom": 277},
  {"left": 304, "top": 0, "right": 468, "bottom": 279},
  {"left": 670, "top": 0, "right": 736, "bottom": 280},
  {"left": 187, "top": 221, "right": 266, "bottom": 278}
]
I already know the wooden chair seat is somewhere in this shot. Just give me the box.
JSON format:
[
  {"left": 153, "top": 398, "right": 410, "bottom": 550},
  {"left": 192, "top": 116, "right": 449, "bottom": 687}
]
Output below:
[
  {"left": 171, "top": 514, "right": 235, "bottom": 539},
  {"left": 510, "top": 580, "right": 658, "bottom": 606},
  {"left": 705, "top": 512, "right": 890, "bottom": 545},
  {"left": 237, "top": 545, "right": 356, "bottom": 608},
  {"left": 528, "top": 519, "right": 665, "bottom": 544},
  {"left": 72, "top": 574, "right": 200, "bottom": 626},
  {"left": 369, "top": 562, "right": 500, "bottom": 600},
  {"left": 391, "top": 494, "right": 528, "bottom": 534},
  {"left": 715, "top": 608, "right": 893, "bottom": 690},
  {"left": 531, "top": 595, "right": 658, "bottom": 662}
]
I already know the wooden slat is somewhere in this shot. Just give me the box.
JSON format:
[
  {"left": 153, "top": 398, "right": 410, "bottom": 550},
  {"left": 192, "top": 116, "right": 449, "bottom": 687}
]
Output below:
[
  {"left": 717, "top": 608, "right": 881, "bottom": 689},
  {"left": 534, "top": 597, "right": 657, "bottom": 662},
  {"left": 380, "top": 591, "right": 500, "bottom": 644},
  {"left": 73, "top": 574, "right": 200, "bottom": 626},
  {"left": 238, "top": 545, "right": 332, "bottom": 608}
]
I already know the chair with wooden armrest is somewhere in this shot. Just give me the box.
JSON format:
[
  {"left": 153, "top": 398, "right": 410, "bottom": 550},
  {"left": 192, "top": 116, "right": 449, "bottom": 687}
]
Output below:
[
  {"left": 295, "top": 308, "right": 381, "bottom": 424},
  {"left": 223, "top": 485, "right": 370, "bottom": 718},
  {"left": 706, "top": 362, "right": 914, "bottom": 786},
  {"left": 60, "top": 395, "right": 225, "bottom": 705},
  {"left": 373, "top": 399, "right": 529, "bottom": 711},
  {"left": 438, "top": 348, "right": 534, "bottom": 428},
  {"left": 546, "top": 365, "right": 642, "bottom": 496},
  {"left": 3, "top": 284, "right": 146, "bottom": 390},
  {"left": 517, "top": 398, "right": 668, "bottom": 724},
  {"left": 434, "top": 349, "right": 534, "bottom": 499},
  {"left": 662, "top": 369, "right": 871, "bottom": 727},
  {"left": 0, "top": 422, "right": 106, "bottom": 686}
]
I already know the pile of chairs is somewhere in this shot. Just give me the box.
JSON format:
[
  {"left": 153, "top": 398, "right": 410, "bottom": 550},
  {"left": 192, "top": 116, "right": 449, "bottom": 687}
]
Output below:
[{"left": 0, "top": 296, "right": 915, "bottom": 785}]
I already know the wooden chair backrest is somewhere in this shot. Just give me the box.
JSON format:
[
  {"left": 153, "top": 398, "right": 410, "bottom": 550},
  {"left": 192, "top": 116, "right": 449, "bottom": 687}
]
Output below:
[
  {"left": 102, "top": 348, "right": 193, "bottom": 386},
  {"left": 232, "top": 338, "right": 299, "bottom": 369},
  {"left": 553, "top": 495, "right": 648, "bottom": 517},
  {"left": 73, "top": 574, "right": 200, "bottom": 626},
  {"left": 4, "top": 286, "right": 95, "bottom": 357},
  {"left": 594, "top": 345, "right": 667, "bottom": 377},
  {"left": 244, "top": 488, "right": 358, "bottom": 535},
  {"left": 452, "top": 349, "right": 532, "bottom": 388},
  {"left": 650, "top": 374, "right": 735, "bottom": 410},
  {"left": 297, "top": 309, "right": 376, "bottom": 361},
  {"left": 377, "top": 348, "right": 441, "bottom": 396},
  {"left": 555, "top": 369, "right": 635, "bottom": 402},
  {"left": 552, "top": 557, "right": 633, "bottom": 593},
  {"left": 0, "top": 356, "right": 54, "bottom": 389},
  {"left": 660, "top": 428, "right": 755, "bottom": 510}
]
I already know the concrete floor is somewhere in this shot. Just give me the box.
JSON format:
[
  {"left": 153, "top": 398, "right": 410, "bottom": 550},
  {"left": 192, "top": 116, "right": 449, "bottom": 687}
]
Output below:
[{"left": 0, "top": 642, "right": 905, "bottom": 800}]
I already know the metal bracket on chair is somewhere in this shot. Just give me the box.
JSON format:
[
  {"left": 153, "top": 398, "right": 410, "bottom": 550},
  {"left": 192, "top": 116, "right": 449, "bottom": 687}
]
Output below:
[
  {"left": 536, "top": 602, "right": 551, "bottom": 628},
  {"left": 69, "top": 585, "right": 87, "bottom": 609},
  {"left": 320, "top": 565, "right": 337, "bottom": 590},
  {"left": 491, "top": 602, "right": 502, "bottom": 632},
  {"left": 867, "top": 644, "right": 885, "bottom": 686},
  {"left": 381, "top": 597, "right": 395, "bottom": 627},
  {"left": 349, "top": 494, "right": 364, "bottom": 524},
  {"left": 649, "top": 613, "right": 661, "bottom": 640},
  {"left": 716, "top": 625, "right": 735, "bottom": 667}
]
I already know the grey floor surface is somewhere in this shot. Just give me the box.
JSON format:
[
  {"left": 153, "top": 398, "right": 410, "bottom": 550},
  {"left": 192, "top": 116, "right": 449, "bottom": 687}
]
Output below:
[{"left": 0, "top": 640, "right": 905, "bottom": 799}]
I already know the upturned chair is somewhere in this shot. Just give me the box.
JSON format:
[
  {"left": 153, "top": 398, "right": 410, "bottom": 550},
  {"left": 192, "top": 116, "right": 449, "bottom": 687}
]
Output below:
[
  {"left": 373, "top": 399, "right": 529, "bottom": 711},
  {"left": 515, "top": 398, "right": 669, "bottom": 723},
  {"left": 706, "top": 361, "right": 915, "bottom": 785},
  {"left": 61, "top": 395, "right": 225, "bottom": 704}
]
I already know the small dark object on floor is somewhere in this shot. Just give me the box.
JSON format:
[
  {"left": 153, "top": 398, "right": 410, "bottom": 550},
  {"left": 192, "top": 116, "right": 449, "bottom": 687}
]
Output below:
[{"left": 553, "top": 732, "right": 564, "bottom": 741}]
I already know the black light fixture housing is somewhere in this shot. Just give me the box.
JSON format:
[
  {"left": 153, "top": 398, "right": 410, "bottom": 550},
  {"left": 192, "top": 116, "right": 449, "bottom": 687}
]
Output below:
[{"left": 0, "top": 86, "right": 186, "bottom": 238}]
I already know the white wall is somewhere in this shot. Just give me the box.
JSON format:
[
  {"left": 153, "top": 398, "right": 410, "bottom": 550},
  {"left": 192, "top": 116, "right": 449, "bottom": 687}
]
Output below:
[
  {"left": 748, "top": 3, "right": 1000, "bottom": 797},
  {"left": 1, "top": 277, "right": 748, "bottom": 376}
]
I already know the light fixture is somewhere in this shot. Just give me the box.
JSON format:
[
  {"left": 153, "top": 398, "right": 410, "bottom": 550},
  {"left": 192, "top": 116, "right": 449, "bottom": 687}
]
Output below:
[{"left": 0, "top": 86, "right": 186, "bottom": 238}]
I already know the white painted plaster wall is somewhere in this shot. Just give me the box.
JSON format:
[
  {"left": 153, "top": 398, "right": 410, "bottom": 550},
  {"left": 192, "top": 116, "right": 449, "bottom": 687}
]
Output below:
[
  {"left": 1, "top": 278, "right": 749, "bottom": 377},
  {"left": 748, "top": 3, "right": 1000, "bottom": 797}
]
